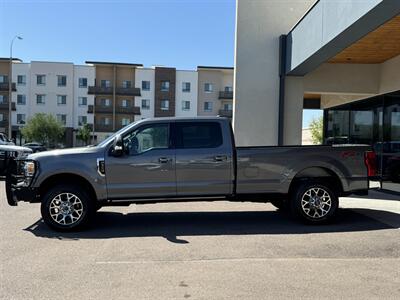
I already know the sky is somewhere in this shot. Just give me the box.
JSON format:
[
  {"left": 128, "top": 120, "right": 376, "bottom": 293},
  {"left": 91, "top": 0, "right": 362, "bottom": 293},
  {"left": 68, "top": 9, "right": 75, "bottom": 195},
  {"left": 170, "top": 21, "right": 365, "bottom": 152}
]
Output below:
[{"left": 0, "top": 0, "right": 320, "bottom": 128}]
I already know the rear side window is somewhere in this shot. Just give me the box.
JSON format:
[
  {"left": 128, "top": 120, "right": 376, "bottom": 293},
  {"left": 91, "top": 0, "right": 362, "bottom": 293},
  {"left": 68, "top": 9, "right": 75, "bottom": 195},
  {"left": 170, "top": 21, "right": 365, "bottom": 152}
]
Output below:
[{"left": 175, "top": 122, "right": 223, "bottom": 149}]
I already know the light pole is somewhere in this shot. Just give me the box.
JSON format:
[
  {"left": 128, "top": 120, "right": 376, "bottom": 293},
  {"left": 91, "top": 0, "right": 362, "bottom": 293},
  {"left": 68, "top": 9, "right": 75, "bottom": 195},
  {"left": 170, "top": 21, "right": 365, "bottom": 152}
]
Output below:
[{"left": 9, "top": 35, "right": 23, "bottom": 138}]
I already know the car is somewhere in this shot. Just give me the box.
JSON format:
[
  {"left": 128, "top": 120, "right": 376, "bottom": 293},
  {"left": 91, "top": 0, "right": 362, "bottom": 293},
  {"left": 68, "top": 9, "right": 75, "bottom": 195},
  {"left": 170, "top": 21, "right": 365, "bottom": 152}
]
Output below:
[
  {"left": 6, "top": 117, "right": 380, "bottom": 231},
  {"left": 0, "top": 133, "right": 14, "bottom": 145},
  {"left": 23, "top": 142, "right": 47, "bottom": 153}
]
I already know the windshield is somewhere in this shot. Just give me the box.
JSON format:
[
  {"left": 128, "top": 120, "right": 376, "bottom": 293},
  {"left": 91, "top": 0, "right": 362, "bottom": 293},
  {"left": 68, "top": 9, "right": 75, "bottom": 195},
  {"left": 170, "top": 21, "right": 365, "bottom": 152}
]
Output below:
[{"left": 96, "top": 120, "right": 140, "bottom": 148}]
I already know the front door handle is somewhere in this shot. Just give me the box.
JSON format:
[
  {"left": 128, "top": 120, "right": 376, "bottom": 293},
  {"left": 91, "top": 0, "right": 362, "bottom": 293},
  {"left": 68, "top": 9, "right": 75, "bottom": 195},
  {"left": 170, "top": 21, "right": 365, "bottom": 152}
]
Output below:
[
  {"left": 159, "top": 157, "right": 171, "bottom": 163},
  {"left": 214, "top": 155, "right": 227, "bottom": 162}
]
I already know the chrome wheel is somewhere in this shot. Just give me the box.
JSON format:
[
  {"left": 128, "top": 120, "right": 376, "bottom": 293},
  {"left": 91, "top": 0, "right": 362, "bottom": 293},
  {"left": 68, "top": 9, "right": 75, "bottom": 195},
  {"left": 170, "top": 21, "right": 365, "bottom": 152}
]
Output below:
[
  {"left": 49, "top": 193, "right": 84, "bottom": 225},
  {"left": 301, "top": 187, "right": 332, "bottom": 219}
]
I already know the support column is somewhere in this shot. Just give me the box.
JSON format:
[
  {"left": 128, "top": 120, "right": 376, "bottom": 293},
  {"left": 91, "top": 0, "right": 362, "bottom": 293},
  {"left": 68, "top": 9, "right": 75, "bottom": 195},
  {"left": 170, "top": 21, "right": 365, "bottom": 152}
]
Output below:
[{"left": 283, "top": 76, "right": 304, "bottom": 145}]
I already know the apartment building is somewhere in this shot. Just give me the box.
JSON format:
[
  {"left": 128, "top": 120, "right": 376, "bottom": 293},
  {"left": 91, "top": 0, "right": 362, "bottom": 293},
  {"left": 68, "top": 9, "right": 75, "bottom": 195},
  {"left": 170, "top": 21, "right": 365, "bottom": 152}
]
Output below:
[
  {"left": 0, "top": 58, "right": 20, "bottom": 135},
  {"left": 85, "top": 61, "right": 142, "bottom": 142},
  {"left": 197, "top": 66, "right": 234, "bottom": 118},
  {"left": 9, "top": 61, "right": 95, "bottom": 146},
  {"left": 175, "top": 70, "right": 198, "bottom": 117}
]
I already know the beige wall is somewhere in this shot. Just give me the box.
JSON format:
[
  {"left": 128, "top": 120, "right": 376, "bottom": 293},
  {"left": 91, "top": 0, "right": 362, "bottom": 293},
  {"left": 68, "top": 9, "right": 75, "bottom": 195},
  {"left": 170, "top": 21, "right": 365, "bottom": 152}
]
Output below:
[
  {"left": 116, "top": 67, "right": 135, "bottom": 87},
  {"left": 379, "top": 55, "right": 400, "bottom": 94},
  {"left": 96, "top": 66, "right": 114, "bottom": 84},
  {"left": 234, "top": 0, "right": 314, "bottom": 146},
  {"left": 197, "top": 69, "right": 222, "bottom": 116}
]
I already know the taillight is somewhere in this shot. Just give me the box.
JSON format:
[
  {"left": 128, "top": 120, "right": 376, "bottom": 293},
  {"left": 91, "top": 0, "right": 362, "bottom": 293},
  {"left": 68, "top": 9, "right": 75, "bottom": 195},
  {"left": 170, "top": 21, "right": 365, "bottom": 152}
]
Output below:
[{"left": 364, "top": 151, "right": 377, "bottom": 177}]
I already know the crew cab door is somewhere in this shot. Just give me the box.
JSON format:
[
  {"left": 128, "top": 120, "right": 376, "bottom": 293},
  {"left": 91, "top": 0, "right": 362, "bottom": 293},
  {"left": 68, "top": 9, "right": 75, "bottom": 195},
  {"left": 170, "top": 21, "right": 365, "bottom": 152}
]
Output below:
[
  {"left": 105, "top": 122, "right": 176, "bottom": 199},
  {"left": 174, "top": 120, "right": 233, "bottom": 196}
]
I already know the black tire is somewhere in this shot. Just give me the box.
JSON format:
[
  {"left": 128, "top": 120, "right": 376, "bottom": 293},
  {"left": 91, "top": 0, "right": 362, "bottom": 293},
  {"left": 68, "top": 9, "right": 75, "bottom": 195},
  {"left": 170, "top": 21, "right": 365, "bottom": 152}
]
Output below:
[
  {"left": 290, "top": 181, "right": 338, "bottom": 224},
  {"left": 270, "top": 199, "right": 288, "bottom": 211},
  {"left": 41, "top": 184, "right": 95, "bottom": 231}
]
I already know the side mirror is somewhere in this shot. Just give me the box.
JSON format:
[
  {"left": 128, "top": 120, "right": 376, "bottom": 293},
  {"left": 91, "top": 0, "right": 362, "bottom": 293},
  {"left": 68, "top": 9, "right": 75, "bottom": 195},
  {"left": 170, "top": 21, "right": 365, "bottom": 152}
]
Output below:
[{"left": 112, "top": 134, "right": 124, "bottom": 157}]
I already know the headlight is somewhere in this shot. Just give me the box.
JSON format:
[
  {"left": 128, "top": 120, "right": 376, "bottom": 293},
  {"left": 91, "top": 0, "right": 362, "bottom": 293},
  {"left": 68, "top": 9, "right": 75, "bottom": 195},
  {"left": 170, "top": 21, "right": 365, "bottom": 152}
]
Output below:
[{"left": 24, "top": 161, "right": 36, "bottom": 177}]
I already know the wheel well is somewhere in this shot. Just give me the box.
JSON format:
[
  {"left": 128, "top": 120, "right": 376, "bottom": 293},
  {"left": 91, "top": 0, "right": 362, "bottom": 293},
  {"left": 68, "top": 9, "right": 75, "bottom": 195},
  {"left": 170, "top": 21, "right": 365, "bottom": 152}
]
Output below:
[
  {"left": 38, "top": 173, "right": 97, "bottom": 203},
  {"left": 289, "top": 167, "right": 343, "bottom": 196}
]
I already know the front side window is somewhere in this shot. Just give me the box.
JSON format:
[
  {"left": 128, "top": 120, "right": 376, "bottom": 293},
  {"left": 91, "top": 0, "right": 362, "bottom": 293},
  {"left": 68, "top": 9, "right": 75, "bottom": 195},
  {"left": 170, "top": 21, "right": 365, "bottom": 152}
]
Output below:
[
  {"left": 78, "top": 97, "right": 87, "bottom": 106},
  {"left": 78, "top": 116, "right": 87, "bottom": 126},
  {"left": 204, "top": 101, "right": 213, "bottom": 112},
  {"left": 182, "top": 82, "right": 191, "bottom": 92},
  {"left": 122, "top": 80, "right": 131, "bottom": 88},
  {"left": 204, "top": 83, "right": 213, "bottom": 92},
  {"left": 36, "top": 94, "right": 45, "bottom": 104},
  {"left": 17, "top": 114, "right": 26, "bottom": 125},
  {"left": 142, "top": 81, "right": 150, "bottom": 91},
  {"left": 17, "top": 75, "right": 26, "bottom": 85},
  {"left": 56, "top": 114, "right": 66, "bottom": 125},
  {"left": 175, "top": 122, "right": 223, "bottom": 149},
  {"left": 161, "top": 99, "right": 169, "bottom": 110},
  {"left": 17, "top": 94, "right": 26, "bottom": 105},
  {"left": 182, "top": 101, "right": 190, "bottom": 111},
  {"left": 37, "top": 75, "right": 46, "bottom": 85},
  {"left": 161, "top": 81, "right": 170, "bottom": 92},
  {"left": 57, "top": 95, "right": 67, "bottom": 105},
  {"left": 123, "top": 124, "right": 169, "bottom": 155},
  {"left": 142, "top": 99, "right": 150, "bottom": 110},
  {"left": 57, "top": 75, "right": 67, "bottom": 87},
  {"left": 79, "top": 77, "right": 87, "bottom": 88}
]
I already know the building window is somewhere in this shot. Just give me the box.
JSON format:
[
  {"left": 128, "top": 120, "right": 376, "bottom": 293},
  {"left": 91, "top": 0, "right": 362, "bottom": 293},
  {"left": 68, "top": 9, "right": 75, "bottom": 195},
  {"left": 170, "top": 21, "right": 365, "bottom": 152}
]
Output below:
[
  {"left": 142, "top": 81, "right": 150, "bottom": 91},
  {"left": 57, "top": 95, "right": 67, "bottom": 105},
  {"left": 0, "top": 75, "right": 8, "bottom": 83},
  {"left": 182, "top": 101, "right": 190, "bottom": 111},
  {"left": 122, "top": 80, "right": 131, "bottom": 88},
  {"left": 161, "top": 81, "right": 170, "bottom": 92},
  {"left": 223, "top": 103, "right": 233, "bottom": 111},
  {"left": 0, "top": 113, "right": 3, "bottom": 121},
  {"left": 36, "top": 94, "right": 46, "bottom": 105},
  {"left": 182, "top": 82, "right": 191, "bottom": 92},
  {"left": 161, "top": 99, "right": 169, "bottom": 110},
  {"left": 17, "top": 94, "right": 26, "bottom": 105},
  {"left": 224, "top": 86, "right": 233, "bottom": 92},
  {"left": 204, "top": 101, "right": 213, "bottom": 112},
  {"left": 79, "top": 77, "right": 87, "bottom": 88},
  {"left": 17, "top": 114, "right": 26, "bottom": 125},
  {"left": 204, "top": 83, "right": 213, "bottom": 93},
  {"left": 101, "top": 98, "right": 111, "bottom": 107},
  {"left": 78, "top": 116, "right": 87, "bottom": 126},
  {"left": 121, "top": 99, "right": 130, "bottom": 107},
  {"left": 100, "top": 80, "right": 111, "bottom": 88},
  {"left": 141, "top": 99, "right": 150, "bottom": 110},
  {"left": 78, "top": 97, "right": 87, "bottom": 106},
  {"left": 121, "top": 118, "right": 130, "bottom": 126},
  {"left": 36, "top": 75, "right": 46, "bottom": 85},
  {"left": 0, "top": 95, "right": 6, "bottom": 104},
  {"left": 17, "top": 75, "right": 26, "bottom": 85},
  {"left": 57, "top": 75, "right": 67, "bottom": 87},
  {"left": 103, "top": 117, "right": 111, "bottom": 126},
  {"left": 56, "top": 114, "right": 67, "bottom": 125}
]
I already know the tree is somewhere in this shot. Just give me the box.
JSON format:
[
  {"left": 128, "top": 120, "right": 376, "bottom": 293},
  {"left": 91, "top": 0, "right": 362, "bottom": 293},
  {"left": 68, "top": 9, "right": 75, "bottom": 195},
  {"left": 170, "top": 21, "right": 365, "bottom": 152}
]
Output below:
[
  {"left": 21, "top": 113, "right": 64, "bottom": 147},
  {"left": 76, "top": 124, "right": 92, "bottom": 146},
  {"left": 309, "top": 116, "right": 323, "bottom": 145}
]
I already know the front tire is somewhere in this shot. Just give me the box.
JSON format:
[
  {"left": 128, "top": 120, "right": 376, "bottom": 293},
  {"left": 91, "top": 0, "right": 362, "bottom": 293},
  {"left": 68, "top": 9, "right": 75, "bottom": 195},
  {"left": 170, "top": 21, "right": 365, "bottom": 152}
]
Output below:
[
  {"left": 290, "top": 182, "right": 338, "bottom": 224},
  {"left": 41, "top": 184, "right": 95, "bottom": 231}
]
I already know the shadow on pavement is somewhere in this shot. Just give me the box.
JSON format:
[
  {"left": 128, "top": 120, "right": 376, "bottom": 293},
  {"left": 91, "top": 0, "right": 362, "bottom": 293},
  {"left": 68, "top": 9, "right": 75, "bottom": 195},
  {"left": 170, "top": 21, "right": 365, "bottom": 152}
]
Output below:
[{"left": 24, "top": 208, "right": 398, "bottom": 243}]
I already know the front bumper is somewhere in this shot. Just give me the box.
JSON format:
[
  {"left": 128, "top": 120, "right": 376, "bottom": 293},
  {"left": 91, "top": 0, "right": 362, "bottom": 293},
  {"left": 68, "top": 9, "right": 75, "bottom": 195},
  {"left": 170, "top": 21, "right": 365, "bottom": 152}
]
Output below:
[{"left": 5, "top": 159, "right": 39, "bottom": 206}]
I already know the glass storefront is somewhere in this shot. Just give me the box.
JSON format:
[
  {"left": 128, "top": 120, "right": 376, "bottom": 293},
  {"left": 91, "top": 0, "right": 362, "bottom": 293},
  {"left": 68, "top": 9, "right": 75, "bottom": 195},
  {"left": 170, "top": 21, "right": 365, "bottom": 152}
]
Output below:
[{"left": 324, "top": 91, "right": 400, "bottom": 185}]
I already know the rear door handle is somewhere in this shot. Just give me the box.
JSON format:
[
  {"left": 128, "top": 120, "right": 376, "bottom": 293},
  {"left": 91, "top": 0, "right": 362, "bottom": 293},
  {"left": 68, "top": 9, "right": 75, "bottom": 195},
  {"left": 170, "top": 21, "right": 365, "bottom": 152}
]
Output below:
[
  {"left": 159, "top": 157, "right": 171, "bottom": 163},
  {"left": 214, "top": 155, "right": 227, "bottom": 162}
]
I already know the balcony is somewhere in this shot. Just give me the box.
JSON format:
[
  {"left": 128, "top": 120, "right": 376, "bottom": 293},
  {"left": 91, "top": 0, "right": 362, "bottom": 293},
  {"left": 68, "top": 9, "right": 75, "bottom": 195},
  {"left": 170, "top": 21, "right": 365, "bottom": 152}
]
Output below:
[
  {"left": 88, "top": 86, "right": 141, "bottom": 96},
  {"left": 0, "top": 120, "right": 8, "bottom": 128},
  {"left": 218, "top": 109, "right": 233, "bottom": 117},
  {"left": 94, "top": 105, "right": 113, "bottom": 113},
  {"left": 0, "top": 83, "right": 16, "bottom": 92},
  {"left": 0, "top": 102, "right": 16, "bottom": 111},
  {"left": 94, "top": 124, "right": 113, "bottom": 132},
  {"left": 218, "top": 91, "right": 233, "bottom": 99},
  {"left": 88, "top": 86, "right": 113, "bottom": 95},
  {"left": 116, "top": 106, "right": 140, "bottom": 114}
]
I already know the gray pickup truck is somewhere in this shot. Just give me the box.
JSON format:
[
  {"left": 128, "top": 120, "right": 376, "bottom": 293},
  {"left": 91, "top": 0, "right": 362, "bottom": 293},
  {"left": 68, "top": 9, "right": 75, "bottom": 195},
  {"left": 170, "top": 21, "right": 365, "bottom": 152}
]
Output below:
[{"left": 6, "top": 117, "right": 379, "bottom": 231}]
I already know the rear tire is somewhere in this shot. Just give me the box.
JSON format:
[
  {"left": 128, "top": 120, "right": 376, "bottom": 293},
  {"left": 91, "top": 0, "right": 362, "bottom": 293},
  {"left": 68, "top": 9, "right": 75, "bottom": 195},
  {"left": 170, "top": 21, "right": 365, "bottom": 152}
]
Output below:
[
  {"left": 41, "top": 184, "right": 95, "bottom": 231},
  {"left": 290, "top": 181, "right": 338, "bottom": 224}
]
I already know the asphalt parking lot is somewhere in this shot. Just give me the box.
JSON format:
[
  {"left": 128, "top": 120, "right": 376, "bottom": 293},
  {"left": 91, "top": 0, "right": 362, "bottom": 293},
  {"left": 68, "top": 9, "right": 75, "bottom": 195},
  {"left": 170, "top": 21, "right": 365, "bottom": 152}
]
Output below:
[{"left": 0, "top": 183, "right": 399, "bottom": 300}]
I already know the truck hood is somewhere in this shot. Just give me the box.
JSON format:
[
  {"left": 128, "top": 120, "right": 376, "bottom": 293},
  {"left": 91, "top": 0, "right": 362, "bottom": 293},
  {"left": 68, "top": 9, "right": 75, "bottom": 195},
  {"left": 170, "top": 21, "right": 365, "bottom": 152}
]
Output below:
[
  {"left": 0, "top": 145, "right": 32, "bottom": 153},
  {"left": 28, "top": 146, "right": 101, "bottom": 160}
]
